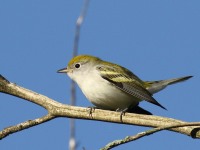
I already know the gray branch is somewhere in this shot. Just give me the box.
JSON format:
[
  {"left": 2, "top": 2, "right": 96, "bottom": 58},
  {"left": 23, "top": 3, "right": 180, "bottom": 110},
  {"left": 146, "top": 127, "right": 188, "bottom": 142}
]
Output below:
[
  {"left": 70, "top": 1, "right": 90, "bottom": 149},
  {"left": 101, "top": 122, "right": 200, "bottom": 150},
  {"left": 0, "top": 114, "right": 55, "bottom": 139}
]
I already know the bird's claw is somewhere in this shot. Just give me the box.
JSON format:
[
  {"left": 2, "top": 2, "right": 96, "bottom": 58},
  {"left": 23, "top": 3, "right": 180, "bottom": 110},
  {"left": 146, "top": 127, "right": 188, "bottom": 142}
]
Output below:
[
  {"left": 87, "top": 106, "right": 97, "bottom": 118},
  {"left": 116, "top": 108, "right": 128, "bottom": 122}
]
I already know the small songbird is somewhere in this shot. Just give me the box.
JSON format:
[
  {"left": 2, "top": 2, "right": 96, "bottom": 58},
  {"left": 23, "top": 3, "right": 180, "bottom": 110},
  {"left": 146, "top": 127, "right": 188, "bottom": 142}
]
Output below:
[{"left": 57, "top": 55, "right": 192, "bottom": 115}]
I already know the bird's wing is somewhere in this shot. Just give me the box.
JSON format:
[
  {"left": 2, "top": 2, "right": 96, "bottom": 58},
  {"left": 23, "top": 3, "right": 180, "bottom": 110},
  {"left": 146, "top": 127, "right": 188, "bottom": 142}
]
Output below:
[{"left": 96, "top": 65, "right": 166, "bottom": 109}]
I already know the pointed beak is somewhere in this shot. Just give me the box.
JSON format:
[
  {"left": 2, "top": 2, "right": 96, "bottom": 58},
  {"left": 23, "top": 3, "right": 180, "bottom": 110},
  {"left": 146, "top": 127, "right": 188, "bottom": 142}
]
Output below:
[{"left": 57, "top": 67, "right": 69, "bottom": 73}]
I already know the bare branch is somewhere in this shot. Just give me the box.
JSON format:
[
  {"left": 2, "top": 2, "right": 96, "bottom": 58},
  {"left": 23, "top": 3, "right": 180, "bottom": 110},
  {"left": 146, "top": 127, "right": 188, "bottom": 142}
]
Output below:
[
  {"left": 73, "top": 0, "right": 90, "bottom": 56},
  {"left": 0, "top": 114, "right": 55, "bottom": 139},
  {"left": 0, "top": 74, "right": 200, "bottom": 140},
  {"left": 101, "top": 122, "right": 200, "bottom": 150},
  {"left": 70, "top": 1, "right": 90, "bottom": 149},
  {"left": 0, "top": 75, "right": 63, "bottom": 110}
]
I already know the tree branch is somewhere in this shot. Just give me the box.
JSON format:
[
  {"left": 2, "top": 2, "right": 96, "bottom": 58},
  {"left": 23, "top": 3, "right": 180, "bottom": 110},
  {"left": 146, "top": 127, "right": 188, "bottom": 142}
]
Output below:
[
  {"left": 101, "top": 122, "right": 200, "bottom": 150},
  {"left": 1, "top": 74, "right": 200, "bottom": 140},
  {"left": 70, "top": 0, "right": 90, "bottom": 149},
  {"left": 0, "top": 114, "right": 55, "bottom": 139}
]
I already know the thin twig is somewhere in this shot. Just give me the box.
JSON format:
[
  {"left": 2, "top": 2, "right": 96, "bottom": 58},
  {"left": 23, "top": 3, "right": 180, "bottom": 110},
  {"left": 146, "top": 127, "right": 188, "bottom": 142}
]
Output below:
[
  {"left": 0, "top": 114, "right": 55, "bottom": 139},
  {"left": 70, "top": 1, "right": 90, "bottom": 150},
  {"left": 101, "top": 122, "right": 200, "bottom": 150},
  {"left": 73, "top": 0, "right": 90, "bottom": 57}
]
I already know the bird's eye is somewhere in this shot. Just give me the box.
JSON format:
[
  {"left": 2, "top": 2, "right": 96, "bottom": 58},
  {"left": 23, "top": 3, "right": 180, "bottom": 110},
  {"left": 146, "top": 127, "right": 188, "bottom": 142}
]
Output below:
[{"left": 75, "top": 63, "right": 81, "bottom": 69}]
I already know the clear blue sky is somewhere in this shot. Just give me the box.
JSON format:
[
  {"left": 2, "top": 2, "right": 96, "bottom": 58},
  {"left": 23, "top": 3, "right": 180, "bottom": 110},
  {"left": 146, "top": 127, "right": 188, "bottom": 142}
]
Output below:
[{"left": 0, "top": 1, "right": 200, "bottom": 150}]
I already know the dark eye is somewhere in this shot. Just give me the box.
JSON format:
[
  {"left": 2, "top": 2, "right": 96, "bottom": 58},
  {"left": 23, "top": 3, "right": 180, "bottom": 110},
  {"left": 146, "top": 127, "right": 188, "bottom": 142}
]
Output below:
[{"left": 75, "top": 63, "right": 81, "bottom": 68}]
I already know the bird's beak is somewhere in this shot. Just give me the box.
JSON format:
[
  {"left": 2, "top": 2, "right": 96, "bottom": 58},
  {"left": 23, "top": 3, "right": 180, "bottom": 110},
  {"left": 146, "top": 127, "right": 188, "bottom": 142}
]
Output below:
[{"left": 57, "top": 67, "right": 69, "bottom": 73}]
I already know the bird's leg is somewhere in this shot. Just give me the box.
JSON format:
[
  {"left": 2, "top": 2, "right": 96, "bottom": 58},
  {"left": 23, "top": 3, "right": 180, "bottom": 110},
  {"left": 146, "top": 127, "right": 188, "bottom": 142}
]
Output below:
[
  {"left": 116, "top": 108, "right": 128, "bottom": 122},
  {"left": 87, "top": 106, "right": 98, "bottom": 118}
]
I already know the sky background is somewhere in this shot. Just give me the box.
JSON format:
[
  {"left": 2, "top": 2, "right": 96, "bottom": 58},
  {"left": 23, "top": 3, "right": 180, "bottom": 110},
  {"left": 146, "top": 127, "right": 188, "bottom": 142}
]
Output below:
[{"left": 0, "top": 1, "right": 200, "bottom": 150}]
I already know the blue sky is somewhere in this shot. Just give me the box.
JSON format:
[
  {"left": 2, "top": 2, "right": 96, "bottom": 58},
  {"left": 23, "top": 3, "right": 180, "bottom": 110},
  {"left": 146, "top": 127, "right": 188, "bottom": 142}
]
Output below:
[{"left": 0, "top": 1, "right": 200, "bottom": 150}]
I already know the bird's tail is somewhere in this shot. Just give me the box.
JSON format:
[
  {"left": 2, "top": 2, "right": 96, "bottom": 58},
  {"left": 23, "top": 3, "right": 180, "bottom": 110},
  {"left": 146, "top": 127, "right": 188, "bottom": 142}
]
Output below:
[{"left": 145, "top": 76, "right": 193, "bottom": 94}]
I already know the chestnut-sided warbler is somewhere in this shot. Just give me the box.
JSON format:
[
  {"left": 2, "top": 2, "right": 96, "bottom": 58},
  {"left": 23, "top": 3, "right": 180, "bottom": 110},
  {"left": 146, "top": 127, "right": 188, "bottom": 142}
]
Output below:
[{"left": 58, "top": 55, "right": 192, "bottom": 115}]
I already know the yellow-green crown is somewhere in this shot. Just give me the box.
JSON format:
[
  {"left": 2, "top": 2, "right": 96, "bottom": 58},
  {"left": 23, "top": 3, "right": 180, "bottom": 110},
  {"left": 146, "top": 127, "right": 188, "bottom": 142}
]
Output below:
[{"left": 68, "top": 55, "right": 101, "bottom": 67}]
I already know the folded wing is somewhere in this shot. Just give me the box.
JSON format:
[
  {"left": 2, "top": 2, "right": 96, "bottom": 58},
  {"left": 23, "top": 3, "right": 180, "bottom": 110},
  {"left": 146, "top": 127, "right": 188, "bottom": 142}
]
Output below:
[{"left": 97, "top": 65, "right": 166, "bottom": 110}]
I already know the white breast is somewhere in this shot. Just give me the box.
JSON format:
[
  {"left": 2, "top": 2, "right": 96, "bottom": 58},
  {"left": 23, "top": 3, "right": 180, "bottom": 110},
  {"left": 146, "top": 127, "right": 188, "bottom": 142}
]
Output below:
[{"left": 72, "top": 69, "right": 140, "bottom": 111}]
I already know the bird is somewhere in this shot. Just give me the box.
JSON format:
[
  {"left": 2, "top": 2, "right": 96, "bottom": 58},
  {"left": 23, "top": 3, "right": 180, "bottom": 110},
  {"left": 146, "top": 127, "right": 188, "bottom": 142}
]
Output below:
[{"left": 57, "top": 55, "right": 192, "bottom": 115}]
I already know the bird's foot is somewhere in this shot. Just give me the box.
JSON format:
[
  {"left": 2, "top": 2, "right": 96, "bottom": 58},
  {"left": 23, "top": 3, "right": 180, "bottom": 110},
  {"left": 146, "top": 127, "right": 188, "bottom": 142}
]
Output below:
[
  {"left": 116, "top": 108, "right": 128, "bottom": 122},
  {"left": 87, "top": 106, "right": 97, "bottom": 118}
]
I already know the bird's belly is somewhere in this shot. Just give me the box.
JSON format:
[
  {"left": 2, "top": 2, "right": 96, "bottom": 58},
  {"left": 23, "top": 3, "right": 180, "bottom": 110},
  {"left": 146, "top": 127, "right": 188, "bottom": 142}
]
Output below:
[{"left": 81, "top": 79, "right": 140, "bottom": 111}]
